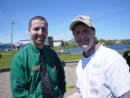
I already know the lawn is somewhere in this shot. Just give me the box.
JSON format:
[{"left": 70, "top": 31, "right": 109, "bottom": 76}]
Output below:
[
  {"left": 0, "top": 50, "right": 82, "bottom": 69},
  {"left": 0, "top": 46, "right": 129, "bottom": 69},
  {"left": 58, "top": 53, "right": 82, "bottom": 61},
  {"left": 0, "top": 51, "right": 16, "bottom": 68}
]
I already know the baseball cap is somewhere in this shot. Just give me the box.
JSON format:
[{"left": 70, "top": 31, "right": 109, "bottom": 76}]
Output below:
[{"left": 70, "top": 15, "right": 94, "bottom": 31}]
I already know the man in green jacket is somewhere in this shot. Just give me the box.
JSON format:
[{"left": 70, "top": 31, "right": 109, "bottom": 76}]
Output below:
[{"left": 10, "top": 16, "right": 66, "bottom": 98}]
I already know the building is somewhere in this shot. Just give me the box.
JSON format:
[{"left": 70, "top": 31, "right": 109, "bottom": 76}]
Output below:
[
  {"left": 53, "top": 40, "right": 64, "bottom": 47},
  {"left": 17, "top": 36, "right": 64, "bottom": 48},
  {"left": 19, "top": 39, "right": 31, "bottom": 45}
]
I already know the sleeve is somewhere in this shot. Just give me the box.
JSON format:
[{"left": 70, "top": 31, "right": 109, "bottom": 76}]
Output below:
[
  {"left": 54, "top": 52, "right": 66, "bottom": 95},
  {"left": 10, "top": 56, "right": 37, "bottom": 98},
  {"left": 106, "top": 56, "right": 130, "bottom": 97}
]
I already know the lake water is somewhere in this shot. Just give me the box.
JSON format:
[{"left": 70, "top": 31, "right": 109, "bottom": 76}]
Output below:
[
  {"left": 63, "top": 44, "right": 130, "bottom": 54},
  {"left": 1, "top": 44, "right": 130, "bottom": 53}
]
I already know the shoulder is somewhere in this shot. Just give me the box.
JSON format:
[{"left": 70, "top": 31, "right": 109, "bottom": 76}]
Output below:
[
  {"left": 13, "top": 44, "right": 32, "bottom": 59},
  {"left": 98, "top": 45, "right": 122, "bottom": 58},
  {"left": 97, "top": 45, "right": 127, "bottom": 70},
  {"left": 44, "top": 46, "right": 57, "bottom": 55},
  {"left": 43, "top": 46, "right": 61, "bottom": 62}
]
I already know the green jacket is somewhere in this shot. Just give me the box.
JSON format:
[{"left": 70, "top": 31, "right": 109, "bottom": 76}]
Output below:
[{"left": 10, "top": 44, "right": 66, "bottom": 98}]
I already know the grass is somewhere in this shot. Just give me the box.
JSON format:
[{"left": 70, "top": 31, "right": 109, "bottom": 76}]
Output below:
[
  {"left": 0, "top": 51, "right": 16, "bottom": 68},
  {"left": 58, "top": 53, "right": 82, "bottom": 61},
  {"left": 0, "top": 50, "right": 82, "bottom": 69},
  {"left": 0, "top": 46, "right": 130, "bottom": 69}
]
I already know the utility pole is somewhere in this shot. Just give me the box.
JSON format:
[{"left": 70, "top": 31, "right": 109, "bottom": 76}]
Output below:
[{"left": 11, "top": 21, "right": 15, "bottom": 52}]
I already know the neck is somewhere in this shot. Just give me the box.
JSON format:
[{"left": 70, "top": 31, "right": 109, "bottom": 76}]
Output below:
[
  {"left": 83, "top": 43, "right": 101, "bottom": 58},
  {"left": 83, "top": 46, "right": 95, "bottom": 57},
  {"left": 85, "top": 41, "right": 95, "bottom": 54}
]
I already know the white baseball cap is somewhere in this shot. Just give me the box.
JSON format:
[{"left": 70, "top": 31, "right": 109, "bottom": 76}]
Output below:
[{"left": 70, "top": 15, "right": 94, "bottom": 31}]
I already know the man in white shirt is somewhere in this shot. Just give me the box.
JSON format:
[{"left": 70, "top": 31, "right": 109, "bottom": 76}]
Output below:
[{"left": 67, "top": 15, "right": 130, "bottom": 98}]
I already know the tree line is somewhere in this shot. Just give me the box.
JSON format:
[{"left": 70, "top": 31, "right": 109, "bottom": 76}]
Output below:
[{"left": 62, "top": 39, "right": 130, "bottom": 48}]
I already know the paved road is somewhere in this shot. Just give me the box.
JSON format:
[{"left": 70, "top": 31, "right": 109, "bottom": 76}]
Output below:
[
  {"left": 0, "top": 71, "right": 12, "bottom": 98},
  {"left": 0, "top": 63, "right": 77, "bottom": 98}
]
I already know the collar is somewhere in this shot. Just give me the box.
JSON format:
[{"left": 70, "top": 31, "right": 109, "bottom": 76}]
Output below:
[
  {"left": 82, "top": 43, "right": 101, "bottom": 58},
  {"left": 29, "top": 43, "right": 45, "bottom": 53}
]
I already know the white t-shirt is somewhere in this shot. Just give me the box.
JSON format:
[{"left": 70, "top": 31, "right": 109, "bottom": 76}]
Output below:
[{"left": 76, "top": 45, "right": 130, "bottom": 98}]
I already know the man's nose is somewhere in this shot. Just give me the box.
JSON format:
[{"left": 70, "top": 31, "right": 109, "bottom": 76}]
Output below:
[{"left": 78, "top": 32, "right": 85, "bottom": 38}]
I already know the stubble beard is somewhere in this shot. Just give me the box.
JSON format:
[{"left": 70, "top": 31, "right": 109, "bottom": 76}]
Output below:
[{"left": 82, "top": 37, "right": 95, "bottom": 54}]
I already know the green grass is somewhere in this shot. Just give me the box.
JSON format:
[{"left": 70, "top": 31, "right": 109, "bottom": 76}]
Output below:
[
  {"left": 0, "top": 50, "right": 82, "bottom": 69},
  {"left": 0, "top": 46, "right": 130, "bottom": 69},
  {"left": 0, "top": 54, "right": 13, "bottom": 68},
  {"left": 0, "top": 50, "right": 16, "bottom": 68},
  {"left": 58, "top": 53, "right": 82, "bottom": 61}
]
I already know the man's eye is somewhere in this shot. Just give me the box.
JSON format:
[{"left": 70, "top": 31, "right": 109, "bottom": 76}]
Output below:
[
  {"left": 33, "top": 27, "right": 40, "bottom": 31},
  {"left": 73, "top": 32, "right": 79, "bottom": 36},
  {"left": 84, "top": 29, "right": 90, "bottom": 33},
  {"left": 41, "top": 28, "right": 46, "bottom": 31},
  {"left": 33, "top": 27, "right": 46, "bottom": 31}
]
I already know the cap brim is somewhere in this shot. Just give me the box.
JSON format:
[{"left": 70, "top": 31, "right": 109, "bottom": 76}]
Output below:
[
  {"left": 70, "top": 20, "right": 82, "bottom": 31},
  {"left": 70, "top": 20, "right": 91, "bottom": 31}
]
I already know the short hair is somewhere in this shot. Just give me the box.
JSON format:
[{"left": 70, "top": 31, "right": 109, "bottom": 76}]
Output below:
[{"left": 29, "top": 16, "right": 48, "bottom": 28}]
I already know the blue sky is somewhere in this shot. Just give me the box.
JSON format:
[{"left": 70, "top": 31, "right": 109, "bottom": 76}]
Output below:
[{"left": 0, "top": 0, "right": 130, "bottom": 44}]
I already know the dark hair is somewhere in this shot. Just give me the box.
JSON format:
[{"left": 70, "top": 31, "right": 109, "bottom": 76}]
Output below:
[
  {"left": 90, "top": 27, "right": 95, "bottom": 32},
  {"left": 123, "top": 51, "right": 130, "bottom": 67},
  {"left": 72, "top": 22, "right": 95, "bottom": 32},
  {"left": 29, "top": 16, "right": 48, "bottom": 28}
]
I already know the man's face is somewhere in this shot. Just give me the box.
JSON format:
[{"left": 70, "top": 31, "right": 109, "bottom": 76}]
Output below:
[
  {"left": 73, "top": 23, "right": 95, "bottom": 51},
  {"left": 28, "top": 19, "right": 48, "bottom": 46}
]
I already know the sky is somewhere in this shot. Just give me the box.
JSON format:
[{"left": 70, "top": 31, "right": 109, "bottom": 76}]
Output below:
[{"left": 0, "top": 0, "right": 130, "bottom": 44}]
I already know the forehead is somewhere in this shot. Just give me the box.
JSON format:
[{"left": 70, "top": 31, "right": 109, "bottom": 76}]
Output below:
[
  {"left": 31, "top": 19, "right": 47, "bottom": 27},
  {"left": 73, "top": 23, "right": 89, "bottom": 30}
]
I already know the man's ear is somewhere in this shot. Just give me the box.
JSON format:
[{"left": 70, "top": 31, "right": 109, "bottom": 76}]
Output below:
[{"left": 28, "top": 29, "right": 31, "bottom": 35}]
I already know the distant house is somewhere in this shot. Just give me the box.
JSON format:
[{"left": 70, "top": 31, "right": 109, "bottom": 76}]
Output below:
[
  {"left": 19, "top": 39, "right": 31, "bottom": 45},
  {"left": 13, "top": 39, "right": 31, "bottom": 49},
  {"left": 18, "top": 37, "right": 63, "bottom": 48},
  {"left": 53, "top": 40, "right": 64, "bottom": 47}
]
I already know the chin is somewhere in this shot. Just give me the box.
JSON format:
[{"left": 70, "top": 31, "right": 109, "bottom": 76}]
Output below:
[
  {"left": 35, "top": 40, "right": 44, "bottom": 45},
  {"left": 80, "top": 43, "right": 88, "bottom": 46}
]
